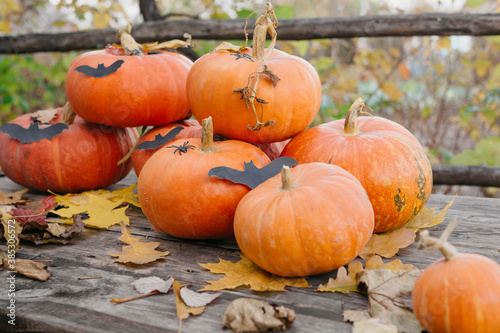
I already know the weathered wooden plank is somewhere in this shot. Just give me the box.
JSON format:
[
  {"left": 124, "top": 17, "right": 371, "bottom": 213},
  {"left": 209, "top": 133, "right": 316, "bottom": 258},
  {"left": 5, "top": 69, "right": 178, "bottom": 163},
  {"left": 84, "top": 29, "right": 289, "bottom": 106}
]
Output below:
[
  {"left": 2, "top": 13, "right": 500, "bottom": 54},
  {"left": 432, "top": 165, "right": 500, "bottom": 187}
]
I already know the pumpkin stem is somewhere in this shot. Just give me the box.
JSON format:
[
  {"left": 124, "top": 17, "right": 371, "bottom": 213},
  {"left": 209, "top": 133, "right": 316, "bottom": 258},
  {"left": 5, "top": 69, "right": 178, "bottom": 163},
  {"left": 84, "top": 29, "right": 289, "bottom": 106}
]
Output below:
[
  {"left": 200, "top": 117, "right": 215, "bottom": 153},
  {"left": 62, "top": 102, "right": 76, "bottom": 125},
  {"left": 116, "top": 23, "right": 143, "bottom": 56},
  {"left": 237, "top": 2, "right": 279, "bottom": 131},
  {"left": 417, "top": 219, "right": 461, "bottom": 261},
  {"left": 343, "top": 98, "right": 374, "bottom": 137},
  {"left": 280, "top": 166, "right": 296, "bottom": 190}
]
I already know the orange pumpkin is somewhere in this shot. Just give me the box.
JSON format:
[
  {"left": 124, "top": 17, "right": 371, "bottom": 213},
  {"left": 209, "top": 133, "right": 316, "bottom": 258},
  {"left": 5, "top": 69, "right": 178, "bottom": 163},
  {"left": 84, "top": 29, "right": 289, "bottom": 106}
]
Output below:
[
  {"left": 412, "top": 222, "right": 500, "bottom": 333},
  {"left": 254, "top": 139, "right": 290, "bottom": 161},
  {"left": 186, "top": 5, "right": 321, "bottom": 144},
  {"left": 234, "top": 163, "right": 374, "bottom": 277},
  {"left": 65, "top": 33, "right": 193, "bottom": 127},
  {"left": 137, "top": 117, "right": 270, "bottom": 239},
  {"left": 0, "top": 107, "right": 136, "bottom": 193},
  {"left": 281, "top": 99, "right": 432, "bottom": 233},
  {"left": 131, "top": 119, "right": 202, "bottom": 176}
]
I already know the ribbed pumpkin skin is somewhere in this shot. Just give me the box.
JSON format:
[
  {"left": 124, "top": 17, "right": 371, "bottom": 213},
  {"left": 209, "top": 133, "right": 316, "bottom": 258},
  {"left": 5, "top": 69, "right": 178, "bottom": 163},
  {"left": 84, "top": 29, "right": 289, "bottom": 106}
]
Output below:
[
  {"left": 412, "top": 254, "right": 500, "bottom": 333},
  {"left": 233, "top": 162, "right": 374, "bottom": 277},
  {"left": 280, "top": 116, "right": 432, "bottom": 233},
  {"left": 186, "top": 49, "right": 321, "bottom": 144},
  {"left": 254, "top": 139, "right": 290, "bottom": 161},
  {"left": 137, "top": 138, "right": 270, "bottom": 239},
  {"left": 0, "top": 109, "right": 136, "bottom": 193},
  {"left": 66, "top": 48, "right": 193, "bottom": 127},
  {"left": 131, "top": 119, "right": 202, "bottom": 176}
]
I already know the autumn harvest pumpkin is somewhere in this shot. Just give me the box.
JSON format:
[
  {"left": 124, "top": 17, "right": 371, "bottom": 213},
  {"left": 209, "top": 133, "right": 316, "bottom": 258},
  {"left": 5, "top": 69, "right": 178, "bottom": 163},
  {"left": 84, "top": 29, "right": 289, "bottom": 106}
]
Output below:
[
  {"left": 186, "top": 3, "right": 321, "bottom": 144},
  {"left": 0, "top": 105, "right": 136, "bottom": 193},
  {"left": 131, "top": 119, "right": 202, "bottom": 176},
  {"left": 233, "top": 163, "right": 375, "bottom": 277},
  {"left": 65, "top": 27, "right": 193, "bottom": 127},
  {"left": 281, "top": 98, "right": 432, "bottom": 233},
  {"left": 412, "top": 221, "right": 500, "bottom": 333},
  {"left": 137, "top": 117, "right": 270, "bottom": 239}
]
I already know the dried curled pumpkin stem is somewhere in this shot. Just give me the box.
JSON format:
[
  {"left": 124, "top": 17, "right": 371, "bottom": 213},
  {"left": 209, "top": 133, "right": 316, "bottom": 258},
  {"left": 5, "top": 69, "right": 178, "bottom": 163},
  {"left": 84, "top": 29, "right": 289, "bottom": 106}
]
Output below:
[
  {"left": 116, "top": 22, "right": 143, "bottom": 56},
  {"left": 200, "top": 117, "right": 215, "bottom": 153},
  {"left": 417, "top": 219, "right": 461, "bottom": 261},
  {"left": 237, "top": 2, "right": 279, "bottom": 131},
  {"left": 343, "top": 98, "right": 375, "bottom": 136},
  {"left": 280, "top": 166, "right": 296, "bottom": 190},
  {"left": 62, "top": 101, "right": 76, "bottom": 125}
]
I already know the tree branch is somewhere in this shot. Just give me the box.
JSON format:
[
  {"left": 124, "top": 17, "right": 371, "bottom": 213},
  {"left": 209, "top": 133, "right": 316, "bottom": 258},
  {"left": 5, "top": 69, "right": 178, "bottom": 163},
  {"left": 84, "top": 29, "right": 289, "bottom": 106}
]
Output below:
[
  {"left": 432, "top": 165, "right": 500, "bottom": 187},
  {"left": 2, "top": 13, "right": 500, "bottom": 54}
]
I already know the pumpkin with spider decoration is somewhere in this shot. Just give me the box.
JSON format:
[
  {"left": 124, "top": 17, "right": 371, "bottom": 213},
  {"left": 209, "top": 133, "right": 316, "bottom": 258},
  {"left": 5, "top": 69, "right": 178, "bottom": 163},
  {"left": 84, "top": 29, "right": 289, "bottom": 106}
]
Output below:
[
  {"left": 137, "top": 117, "right": 270, "bottom": 239},
  {"left": 186, "top": 2, "right": 321, "bottom": 144}
]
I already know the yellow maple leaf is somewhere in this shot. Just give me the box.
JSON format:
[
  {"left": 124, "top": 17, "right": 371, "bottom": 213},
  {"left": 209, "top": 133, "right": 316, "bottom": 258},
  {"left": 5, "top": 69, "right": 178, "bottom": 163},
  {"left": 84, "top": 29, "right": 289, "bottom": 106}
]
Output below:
[
  {"left": 365, "top": 255, "right": 416, "bottom": 271},
  {"left": 316, "top": 261, "right": 363, "bottom": 294},
  {"left": 359, "top": 228, "right": 416, "bottom": 260},
  {"left": 107, "top": 223, "right": 169, "bottom": 264},
  {"left": 402, "top": 196, "right": 455, "bottom": 231},
  {"left": 52, "top": 185, "right": 140, "bottom": 208},
  {"left": 199, "top": 254, "right": 310, "bottom": 292},
  {"left": 173, "top": 280, "right": 206, "bottom": 333},
  {"left": 52, "top": 194, "right": 129, "bottom": 229}
]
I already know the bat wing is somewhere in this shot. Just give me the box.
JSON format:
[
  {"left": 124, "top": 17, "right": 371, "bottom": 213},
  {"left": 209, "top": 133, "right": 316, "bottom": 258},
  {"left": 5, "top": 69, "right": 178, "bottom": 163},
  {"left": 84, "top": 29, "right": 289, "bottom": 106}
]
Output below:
[
  {"left": 74, "top": 60, "right": 125, "bottom": 78},
  {"left": 258, "top": 157, "right": 299, "bottom": 178},
  {"left": 0, "top": 122, "right": 68, "bottom": 143},
  {"left": 136, "top": 126, "right": 184, "bottom": 150}
]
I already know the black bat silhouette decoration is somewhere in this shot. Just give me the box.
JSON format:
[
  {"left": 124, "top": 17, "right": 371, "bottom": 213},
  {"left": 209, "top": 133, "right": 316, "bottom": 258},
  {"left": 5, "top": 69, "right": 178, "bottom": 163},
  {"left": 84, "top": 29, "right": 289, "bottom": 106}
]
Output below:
[
  {"left": 208, "top": 156, "right": 298, "bottom": 189},
  {"left": 136, "top": 126, "right": 184, "bottom": 150},
  {"left": 74, "top": 60, "right": 125, "bottom": 78},
  {"left": 0, "top": 122, "right": 69, "bottom": 144}
]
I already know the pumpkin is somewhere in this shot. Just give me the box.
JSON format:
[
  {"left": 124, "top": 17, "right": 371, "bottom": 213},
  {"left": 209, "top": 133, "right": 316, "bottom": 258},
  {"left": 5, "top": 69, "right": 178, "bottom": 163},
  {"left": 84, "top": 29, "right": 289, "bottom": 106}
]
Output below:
[
  {"left": 65, "top": 29, "right": 193, "bottom": 127},
  {"left": 137, "top": 117, "right": 270, "bottom": 239},
  {"left": 280, "top": 99, "right": 432, "bottom": 233},
  {"left": 186, "top": 3, "right": 321, "bottom": 144},
  {"left": 131, "top": 119, "right": 202, "bottom": 176},
  {"left": 233, "top": 163, "right": 374, "bottom": 277},
  {"left": 254, "top": 139, "right": 290, "bottom": 161},
  {"left": 0, "top": 105, "right": 136, "bottom": 193},
  {"left": 412, "top": 221, "right": 500, "bottom": 333}
]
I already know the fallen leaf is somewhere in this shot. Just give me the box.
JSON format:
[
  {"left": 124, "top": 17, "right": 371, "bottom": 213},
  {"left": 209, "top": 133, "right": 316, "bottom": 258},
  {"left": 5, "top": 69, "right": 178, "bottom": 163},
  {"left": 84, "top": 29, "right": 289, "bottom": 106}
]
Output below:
[
  {"left": 1, "top": 214, "right": 22, "bottom": 253},
  {"left": 199, "top": 254, "right": 310, "bottom": 292},
  {"left": 180, "top": 286, "right": 221, "bottom": 307},
  {"left": 174, "top": 280, "right": 206, "bottom": 333},
  {"left": 9, "top": 208, "right": 47, "bottom": 231},
  {"left": 32, "top": 215, "right": 85, "bottom": 245},
  {"left": 2, "top": 258, "right": 51, "bottom": 281},
  {"left": 131, "top": 276, "right": 174, "bottom": 294},
  {"left": 108, "top": 223, "right": 169, "bottom": 264},
  {"left": 316, "top": 261, "right": 363, "bottom": 293},
  {"left": 33, "top": 109, "right": 58, "bottom": 124},
  {"left": 222, "top": 298, "right": 296, "bottom": 332},
  {"left": 215, "top": 41, "right": 249, "bottom": 53},
  {"left": 52, "top": 185, "right": 140, "bottom": 208},
  {"left": 402, "top": 196, "right": 455, "bottom": 231},
  {"left": 0, "top": 188, "right": 29, "bottom": 205},
  {"left": 352, "top": 318, "right": 398, "bottom": 333},
  {"left": 52, "top": 194, "right": 129, "bottom": 229},
  {"left": 359, "top": 228, "right": 416, "bottom": 259},
  {"left": 365, "top": 255, "right": 416, "bottom": 271},
  {"left": 345, "top": 269, "right": 423, "bottom": 333}
]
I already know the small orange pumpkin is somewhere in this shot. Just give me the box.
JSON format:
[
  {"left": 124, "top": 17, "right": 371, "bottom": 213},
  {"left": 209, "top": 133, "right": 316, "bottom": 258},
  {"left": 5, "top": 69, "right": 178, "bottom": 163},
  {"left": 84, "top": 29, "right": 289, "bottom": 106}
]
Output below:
[
  {"left": 412, "top": 221, "right": 500, "bottom": 333},
  {"left": 137, "top": 117, "right": 270, "bottom": 239},
  {"left": 281, "top": 99, "right": 432, "bottom": 233},
  {"left": 233, "top": 163, "right": 374, "bottom": 277}
]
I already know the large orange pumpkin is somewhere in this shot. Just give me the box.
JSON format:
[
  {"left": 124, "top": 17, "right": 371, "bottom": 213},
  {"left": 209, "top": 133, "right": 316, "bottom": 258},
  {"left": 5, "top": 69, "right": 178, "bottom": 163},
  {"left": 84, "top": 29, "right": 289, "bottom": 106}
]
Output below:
[
  {"left": 137, "top": 117, "right": 270, "bottom": 239},
  {"left": 186, "top": 5, "right": 321, "bottom": 144},
  {"left": 234, "top": 163, "right": 374, "bottom": 277},
  {"left": 412, "top": 222, "right": 500, "bottom": 333},
  {"left": 0, "top": 107, "right": 136, "bottom": 193},
  {"left": 281, "top": 99, "right": 432, "bottom": 233},
  {"left": 131, "top": 119, "right": 202, "bottom": 176},
  {"left": 65, "top": 32, "right": 193, "bottom": 127}
]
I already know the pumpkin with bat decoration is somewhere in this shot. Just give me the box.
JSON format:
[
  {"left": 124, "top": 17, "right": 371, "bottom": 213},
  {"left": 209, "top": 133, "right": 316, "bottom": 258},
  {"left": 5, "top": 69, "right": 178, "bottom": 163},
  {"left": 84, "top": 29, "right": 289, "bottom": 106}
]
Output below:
[
  {"left": 65, "top": 26, "right": 193, "bottom": 127},
  {"left": 0, "top": 104, "right": 137, "bottom": 193}
]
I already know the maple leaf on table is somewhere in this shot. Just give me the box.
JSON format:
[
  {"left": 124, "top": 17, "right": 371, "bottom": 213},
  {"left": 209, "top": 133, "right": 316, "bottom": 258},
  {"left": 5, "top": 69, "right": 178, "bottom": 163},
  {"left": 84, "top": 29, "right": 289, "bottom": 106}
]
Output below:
[
  {"left": 402, "top": 196, "right": 455, "bottom": 231},
  {"left": 0, "top": 188, "right": 29, "bottom": 205},
  {"left": 199, "top": 254, "right": 310, "bottom": 292},
  {"left": 359, "top": 228, "right": 417, "bottom": 260},
  {"left": 51, "top": 185, "right": 140, "bottom": 208},
  {"left": 108, "top": 223, "right": 169, "bottom": 265},
  {"left": 173, "top": 280, "right": 206, "bottom": 333}
]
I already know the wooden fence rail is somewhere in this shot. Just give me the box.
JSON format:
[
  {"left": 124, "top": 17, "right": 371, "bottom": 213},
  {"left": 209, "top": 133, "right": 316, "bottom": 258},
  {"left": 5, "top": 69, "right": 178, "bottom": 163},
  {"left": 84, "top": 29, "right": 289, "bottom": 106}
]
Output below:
[{"left": 2, "top": 13, "right": 500, "bottom": 54}]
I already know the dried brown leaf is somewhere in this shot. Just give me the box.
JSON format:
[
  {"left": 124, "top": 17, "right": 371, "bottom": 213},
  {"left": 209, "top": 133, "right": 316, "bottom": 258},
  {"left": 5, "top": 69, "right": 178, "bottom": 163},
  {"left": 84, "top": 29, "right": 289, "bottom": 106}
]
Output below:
[
  {"left": 174, "top": 280, "right": 206, "bottom": 332},
  {"left": 180, "top": 286, "right": 221, "bottom": 308},
  {"left": 131, "top": 276, "right": 174, "bottom": 294},
  {"left": 402, "top": 196, "right": 455, "bottom": 231},
  {"left": 3, "top": 258, "right": 51, "bottom": 281},
  {"left": 0, "top": 188, "right": 29, "bottom": 205},
  {"left": 365, "top": 255, "right": 416, "bottom": 271},
  {"left": 33, "top": 109, "right": 58, "bottom": 124},
  {"left": 359, "top": 228, "right": 416, "bottom": 260},
  {"left": 316, "top": 261, "right": 363, "bottom": 293}
]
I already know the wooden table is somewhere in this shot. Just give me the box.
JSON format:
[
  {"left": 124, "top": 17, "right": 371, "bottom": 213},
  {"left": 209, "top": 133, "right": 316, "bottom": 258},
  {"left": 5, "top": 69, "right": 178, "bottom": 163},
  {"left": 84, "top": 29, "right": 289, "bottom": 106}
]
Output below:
[{"left": 1, "top": 172, "right": 499, "bottom": 333}]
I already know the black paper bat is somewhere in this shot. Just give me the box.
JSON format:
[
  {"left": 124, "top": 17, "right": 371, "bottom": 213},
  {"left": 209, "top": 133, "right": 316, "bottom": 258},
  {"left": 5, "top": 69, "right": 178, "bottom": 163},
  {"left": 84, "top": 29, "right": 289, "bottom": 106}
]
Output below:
[
  {"left": 208, "top": 156, "right": 298, "bottom": 189},
  {"left": 136, "top": 126, "right": 184, "bottom": 150},
  {"left": 74, "top": 60, "right": 125, "bottom": 78},
  {"left": 0, "top": 122, "right": 69, "bottom": 144}
]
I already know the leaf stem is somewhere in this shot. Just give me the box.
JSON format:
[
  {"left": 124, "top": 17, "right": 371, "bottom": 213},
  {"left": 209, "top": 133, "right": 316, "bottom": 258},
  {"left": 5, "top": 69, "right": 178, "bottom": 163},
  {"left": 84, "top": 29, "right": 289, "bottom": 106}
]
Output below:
[{"left": 110, "top": 290, "right": 160, "bottom": 303}]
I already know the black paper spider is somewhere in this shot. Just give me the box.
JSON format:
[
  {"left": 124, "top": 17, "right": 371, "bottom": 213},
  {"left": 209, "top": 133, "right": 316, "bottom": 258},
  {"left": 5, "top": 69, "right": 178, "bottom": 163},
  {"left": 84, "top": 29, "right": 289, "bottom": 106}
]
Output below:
[{"left": 166, "top": 141, "right": 195, "bottom": 155}]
